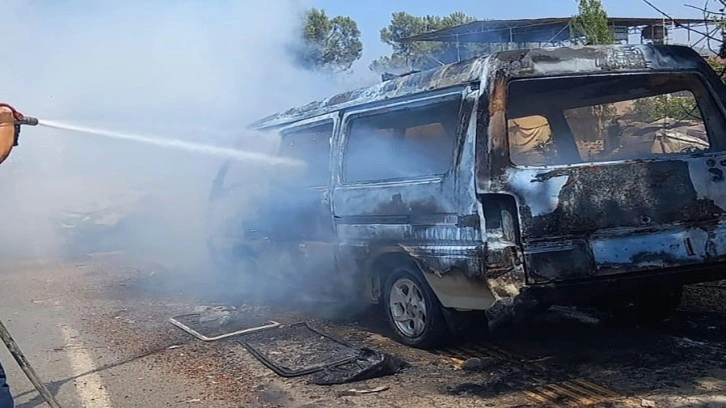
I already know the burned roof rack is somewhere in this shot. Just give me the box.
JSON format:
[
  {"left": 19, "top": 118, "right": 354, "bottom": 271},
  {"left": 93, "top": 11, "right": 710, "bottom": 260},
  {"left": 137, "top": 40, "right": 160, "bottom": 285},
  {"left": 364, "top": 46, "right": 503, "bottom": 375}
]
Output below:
[{"left": 381, "top": 70, "right": 421, "bottom": 82}]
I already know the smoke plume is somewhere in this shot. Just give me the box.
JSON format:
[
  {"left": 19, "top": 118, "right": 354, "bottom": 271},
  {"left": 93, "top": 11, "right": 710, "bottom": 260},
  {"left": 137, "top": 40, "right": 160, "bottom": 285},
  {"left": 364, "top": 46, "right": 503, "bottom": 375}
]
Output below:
[{"left": 0, "top": 0, "right": 375, "bottom": 308}]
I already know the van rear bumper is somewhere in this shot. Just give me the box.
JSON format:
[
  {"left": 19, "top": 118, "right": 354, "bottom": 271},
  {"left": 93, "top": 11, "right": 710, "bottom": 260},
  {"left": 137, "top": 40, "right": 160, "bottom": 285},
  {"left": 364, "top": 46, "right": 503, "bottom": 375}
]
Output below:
[
  {"left": 523, "top": 220, "right": 726, "bottom": 285},
  {"left": 523, "top": 260, "right": 726, "bottom": 305}
]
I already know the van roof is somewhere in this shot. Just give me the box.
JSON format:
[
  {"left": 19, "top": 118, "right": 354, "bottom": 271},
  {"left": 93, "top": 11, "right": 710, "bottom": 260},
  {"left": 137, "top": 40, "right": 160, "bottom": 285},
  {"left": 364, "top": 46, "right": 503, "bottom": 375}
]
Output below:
[{"left": 249, "top": 44, "right": 706, "bottom": 130}]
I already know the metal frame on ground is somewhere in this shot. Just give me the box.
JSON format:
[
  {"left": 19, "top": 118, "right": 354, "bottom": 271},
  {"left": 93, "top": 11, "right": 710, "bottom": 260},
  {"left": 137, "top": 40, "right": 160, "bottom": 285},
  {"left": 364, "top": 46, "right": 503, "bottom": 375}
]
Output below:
[
  {"left": 239, "top": 322, "right": 360, "bottom": 378},
  {"left": 169, "top": 313, "right": 281, "bottom": 341}
]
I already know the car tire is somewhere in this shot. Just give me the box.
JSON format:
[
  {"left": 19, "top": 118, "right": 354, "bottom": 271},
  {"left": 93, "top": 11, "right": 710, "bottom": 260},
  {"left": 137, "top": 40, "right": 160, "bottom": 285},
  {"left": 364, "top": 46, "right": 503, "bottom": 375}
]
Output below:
[{"left": 383, "top": 264, "right": 449, "bottom": 349}]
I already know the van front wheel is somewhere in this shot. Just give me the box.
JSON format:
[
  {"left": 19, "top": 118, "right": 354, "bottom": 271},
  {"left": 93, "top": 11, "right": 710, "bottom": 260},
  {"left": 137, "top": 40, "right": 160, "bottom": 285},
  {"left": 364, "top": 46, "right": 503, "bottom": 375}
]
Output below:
[{"left": 383, "top": 265, "right": 448, "bottom": 349}]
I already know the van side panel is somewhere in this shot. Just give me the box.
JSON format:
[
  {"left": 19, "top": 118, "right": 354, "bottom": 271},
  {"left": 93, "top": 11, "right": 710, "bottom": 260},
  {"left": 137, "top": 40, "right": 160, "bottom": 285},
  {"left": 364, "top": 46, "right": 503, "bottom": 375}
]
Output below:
[{"left": 332, "top": 90, "right": 498, "bottom": 311}]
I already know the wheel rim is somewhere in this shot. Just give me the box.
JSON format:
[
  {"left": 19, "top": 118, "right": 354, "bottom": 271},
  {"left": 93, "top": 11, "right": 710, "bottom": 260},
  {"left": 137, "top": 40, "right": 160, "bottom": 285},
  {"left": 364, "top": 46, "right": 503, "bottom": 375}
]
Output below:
[{"left": 388, "top": 277, "right": 427, "bottom": 338}]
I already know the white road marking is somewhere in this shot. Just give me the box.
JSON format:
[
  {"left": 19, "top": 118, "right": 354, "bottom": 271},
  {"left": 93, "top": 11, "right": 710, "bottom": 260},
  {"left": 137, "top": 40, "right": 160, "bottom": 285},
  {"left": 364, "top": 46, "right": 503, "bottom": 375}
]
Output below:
[{"left": 60, "top": 325, "right": 113, "bottom": 408}]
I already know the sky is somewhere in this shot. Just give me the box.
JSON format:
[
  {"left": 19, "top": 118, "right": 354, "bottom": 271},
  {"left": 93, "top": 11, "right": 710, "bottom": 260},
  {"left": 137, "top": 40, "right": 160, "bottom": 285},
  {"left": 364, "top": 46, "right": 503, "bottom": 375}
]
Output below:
[{"left": 309, "top": 0, "right": 719, "bottom": 71}]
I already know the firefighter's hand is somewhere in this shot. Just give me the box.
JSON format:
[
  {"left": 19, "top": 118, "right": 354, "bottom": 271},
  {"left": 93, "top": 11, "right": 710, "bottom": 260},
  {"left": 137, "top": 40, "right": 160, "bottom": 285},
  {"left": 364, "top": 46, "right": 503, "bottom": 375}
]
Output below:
[{"left": 0, "top": 106, "right": 18, "bottom": 165}]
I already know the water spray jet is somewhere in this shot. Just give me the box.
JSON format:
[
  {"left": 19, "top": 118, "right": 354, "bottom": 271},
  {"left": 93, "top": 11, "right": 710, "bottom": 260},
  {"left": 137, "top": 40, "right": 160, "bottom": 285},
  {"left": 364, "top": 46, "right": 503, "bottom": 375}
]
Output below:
[
  {"left": 37, "top": 119, "right": 305, "bottom": 168},
  {"left": 2, "top": 104, "right": 303, "bottom": 168}
]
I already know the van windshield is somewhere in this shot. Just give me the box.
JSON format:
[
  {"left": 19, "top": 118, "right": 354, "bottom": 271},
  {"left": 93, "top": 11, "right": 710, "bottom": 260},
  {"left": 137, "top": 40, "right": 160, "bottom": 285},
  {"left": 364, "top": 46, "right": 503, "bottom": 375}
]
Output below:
[{"left": 506, "top": 72, "right": 726, "bottom": 166}]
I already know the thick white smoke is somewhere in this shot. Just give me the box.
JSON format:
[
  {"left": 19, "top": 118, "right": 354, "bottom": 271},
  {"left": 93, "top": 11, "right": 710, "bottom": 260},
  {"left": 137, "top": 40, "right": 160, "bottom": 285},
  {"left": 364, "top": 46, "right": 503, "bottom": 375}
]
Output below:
[{"left": 0, "top": 0, "right": 375, "bottom": 292}]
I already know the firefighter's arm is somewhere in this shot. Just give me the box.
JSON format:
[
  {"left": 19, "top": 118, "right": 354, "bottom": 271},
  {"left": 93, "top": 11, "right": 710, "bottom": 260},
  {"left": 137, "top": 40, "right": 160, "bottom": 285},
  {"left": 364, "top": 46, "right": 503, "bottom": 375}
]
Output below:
[
  {"left": 0, "top": 106, "right": 18, "bottom": 165},
  {"left": 0, "top": 104, "right": 37, "bottom": 165}
]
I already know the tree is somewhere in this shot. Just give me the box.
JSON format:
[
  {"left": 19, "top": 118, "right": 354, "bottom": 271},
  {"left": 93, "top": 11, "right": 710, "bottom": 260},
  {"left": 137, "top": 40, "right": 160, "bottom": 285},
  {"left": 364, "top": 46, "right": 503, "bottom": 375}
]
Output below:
[
  {"left": 369, "top": 12, "right": 489, "bottom": 74},
  {"left": 630, "top": 55, "right": 724, "bottom": 125},
  {"left": 568, "top": 0, "right": 615, "bottom": 140},
  {"left": 570, "top": 0, "right": 612, "bottom": 45},
  {"left": 707, "top": 56, "right": 726, "bottom": 83},
  {"left": 293, "top": 8, "right": 363, "bottom": 73},
  {"left": 694, "top": 0, "right": 726, "bottom": 57}
]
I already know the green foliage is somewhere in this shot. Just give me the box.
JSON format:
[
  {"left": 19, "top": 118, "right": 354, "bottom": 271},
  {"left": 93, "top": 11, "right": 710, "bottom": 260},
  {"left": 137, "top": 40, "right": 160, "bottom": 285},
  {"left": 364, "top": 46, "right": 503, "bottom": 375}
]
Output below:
[
  {"left": 295, "top": 8, "right": 363, "bottom": 73},
  {"left": 630, "top": 57, "right": 726, "bottom": 123},
  {"left": 369, "top": 12, "right": 490, "bottom": 73},
  {"left": 570, "top": 0, "right": 612, "bottom": 45},
  {"left": 706, "top": 56, "right": 726, "bottom": 83},
  {"left": 632, "top": 95, "right": 699, "bottom": 123}
]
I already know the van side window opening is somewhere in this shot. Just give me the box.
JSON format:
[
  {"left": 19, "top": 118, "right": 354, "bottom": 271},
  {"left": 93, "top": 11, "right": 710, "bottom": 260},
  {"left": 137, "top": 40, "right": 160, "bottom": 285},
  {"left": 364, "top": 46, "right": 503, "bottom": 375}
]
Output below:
[
  {"left": 211, "top": 134, "right": 280, "bottom": 199},
  {"left": 343, "top": 99, "right": 461, "bottom": 183},
  {"left": 506, "top": 73, "right": 723, "bottom": 166},
  {"left": 279, "top": 122, "right": 333, "bottom": 186}
]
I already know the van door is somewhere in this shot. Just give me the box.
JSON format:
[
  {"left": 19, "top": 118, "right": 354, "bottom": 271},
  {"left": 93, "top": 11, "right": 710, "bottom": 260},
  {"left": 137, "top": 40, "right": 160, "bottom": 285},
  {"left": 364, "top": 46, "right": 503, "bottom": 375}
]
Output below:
[
  {"left": 500, "top": 72, "right": 726, "bottom": 284},
  {"left": 269, "top": 116, "right": 339, "bottom": 291},
  {"left": 209, "top": 115, "right": 339, "bottom": 296},
  {"left": 332, "top": 89, "right": 490, "bottom": 307}
]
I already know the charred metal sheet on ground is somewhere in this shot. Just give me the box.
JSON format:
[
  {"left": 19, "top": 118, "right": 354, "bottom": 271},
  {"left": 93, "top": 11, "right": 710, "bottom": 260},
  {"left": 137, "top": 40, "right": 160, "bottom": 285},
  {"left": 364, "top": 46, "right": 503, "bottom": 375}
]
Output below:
[{"left": 239, "top": 322, "right": 361, "bottom": 377}]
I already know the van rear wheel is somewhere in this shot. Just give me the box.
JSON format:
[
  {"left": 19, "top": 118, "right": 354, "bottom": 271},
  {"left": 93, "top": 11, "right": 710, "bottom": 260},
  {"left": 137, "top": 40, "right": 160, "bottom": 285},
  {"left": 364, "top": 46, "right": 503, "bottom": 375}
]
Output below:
[{"left": 383, "top": 265, "right": 448, "bottom": 349}]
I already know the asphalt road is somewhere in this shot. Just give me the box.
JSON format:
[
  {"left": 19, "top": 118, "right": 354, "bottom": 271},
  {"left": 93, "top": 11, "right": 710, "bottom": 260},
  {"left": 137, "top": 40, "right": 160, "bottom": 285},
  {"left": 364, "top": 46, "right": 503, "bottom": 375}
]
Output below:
[
  {"left": 0, "top": 259, "right": 235, "bottom": 408},
  {"left": 2, "top": 255, "right": 726, "bottom": 408}
]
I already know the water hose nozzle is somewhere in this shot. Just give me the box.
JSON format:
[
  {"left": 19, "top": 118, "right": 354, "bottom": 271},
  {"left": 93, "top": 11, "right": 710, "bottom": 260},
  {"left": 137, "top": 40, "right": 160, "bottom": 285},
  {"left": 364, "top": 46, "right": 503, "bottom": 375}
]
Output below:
[{"left": 17, "top": 116, "right": 38, "bottom": 126}]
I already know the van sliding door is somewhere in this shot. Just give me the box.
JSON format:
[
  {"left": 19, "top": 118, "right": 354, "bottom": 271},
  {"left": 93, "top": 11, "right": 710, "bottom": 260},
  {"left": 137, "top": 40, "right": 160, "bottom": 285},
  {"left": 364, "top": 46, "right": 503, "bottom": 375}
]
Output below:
[{"left": 332, "top": 89, "right": 487, "bottom": 307}]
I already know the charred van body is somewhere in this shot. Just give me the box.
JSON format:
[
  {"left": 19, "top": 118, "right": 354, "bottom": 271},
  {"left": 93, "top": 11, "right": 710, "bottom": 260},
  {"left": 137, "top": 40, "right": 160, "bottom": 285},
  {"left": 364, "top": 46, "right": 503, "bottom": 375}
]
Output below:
[{"left": 209, "top": 44, "right": 726, "bottom": 348}]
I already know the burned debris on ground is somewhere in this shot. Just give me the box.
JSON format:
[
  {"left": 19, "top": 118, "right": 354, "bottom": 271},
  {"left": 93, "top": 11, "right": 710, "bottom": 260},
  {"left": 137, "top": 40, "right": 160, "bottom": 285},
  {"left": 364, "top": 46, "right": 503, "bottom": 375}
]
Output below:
[
  {"left": 309, "top": 348, "right": 409, "bottom": 385},
  {"left": 168, "top": 308, "right": 410, "bottom": 385}
]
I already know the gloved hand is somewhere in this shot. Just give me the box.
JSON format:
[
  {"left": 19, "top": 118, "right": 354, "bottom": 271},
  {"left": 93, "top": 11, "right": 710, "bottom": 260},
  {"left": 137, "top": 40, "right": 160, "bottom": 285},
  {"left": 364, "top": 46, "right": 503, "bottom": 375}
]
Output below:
[{"left": 0, "top": 106, "right": 19, "bottom": 165}]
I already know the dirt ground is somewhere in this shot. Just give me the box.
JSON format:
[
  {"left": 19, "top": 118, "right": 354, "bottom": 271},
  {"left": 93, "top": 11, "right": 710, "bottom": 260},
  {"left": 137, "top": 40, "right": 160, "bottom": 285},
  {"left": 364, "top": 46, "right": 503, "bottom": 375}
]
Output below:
[
  {"left": 0, "top": 256, "right": 726, "bottom": 408},
  {"left": 4, "top": 254, "right": 726, "bottom": 407}
]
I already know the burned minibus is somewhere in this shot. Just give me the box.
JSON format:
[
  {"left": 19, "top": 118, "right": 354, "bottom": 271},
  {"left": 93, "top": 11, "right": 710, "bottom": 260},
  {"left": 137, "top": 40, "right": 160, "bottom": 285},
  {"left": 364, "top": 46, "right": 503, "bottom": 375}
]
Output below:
[{"left": 209, "top": 44, "right": 726, "bottom": 348}]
